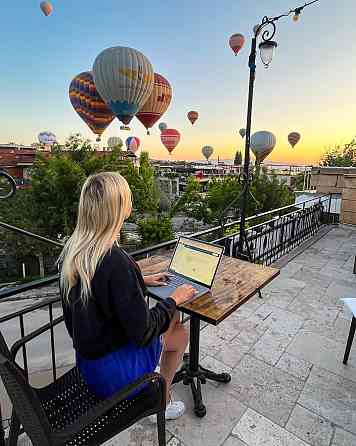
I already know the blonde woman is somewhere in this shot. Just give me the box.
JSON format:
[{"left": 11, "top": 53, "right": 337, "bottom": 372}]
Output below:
[{"left": 59, "top": 172, "right": 196, "bottom": 420}]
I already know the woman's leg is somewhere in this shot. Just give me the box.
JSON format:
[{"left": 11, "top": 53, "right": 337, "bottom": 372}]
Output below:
[{"left": 160, "top": 312, "right": 189, "bottom": 402}]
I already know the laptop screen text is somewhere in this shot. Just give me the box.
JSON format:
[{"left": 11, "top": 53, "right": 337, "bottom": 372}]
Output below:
[{"left": 169, "top": 238, "right": 223, "bottom": 287}]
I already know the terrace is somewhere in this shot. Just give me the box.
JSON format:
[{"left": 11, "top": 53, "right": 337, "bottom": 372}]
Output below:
[{"left": 1, "top": 193, "right": 356, "bottom": 446}]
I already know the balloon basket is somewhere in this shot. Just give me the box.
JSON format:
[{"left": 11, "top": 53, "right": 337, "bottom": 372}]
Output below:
[
  {"left": 147, "top": 130, "right": 150, "bottom": 135},
  {"left": 96, "top": 137, "right": 101, "bottom": 142},
  {"left": 120, "top": 126, "right": 131, "bottom": 131}
]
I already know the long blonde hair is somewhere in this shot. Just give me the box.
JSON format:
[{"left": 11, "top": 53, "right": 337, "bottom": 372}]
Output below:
[{"left": 59, "top": 172, "right": 132, "bottom": 303}]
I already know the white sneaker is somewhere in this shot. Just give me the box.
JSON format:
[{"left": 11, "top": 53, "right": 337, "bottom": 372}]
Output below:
[
  {"left": 148, "top": 400, "right": 185, "bottom": 423},
  {"left": 165, "top": 400, "right": 185, "bottom": 420}
]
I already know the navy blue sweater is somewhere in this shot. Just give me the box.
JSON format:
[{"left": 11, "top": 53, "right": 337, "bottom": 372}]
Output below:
[{"left": 62, "top": 246, "right": 176, "bottom": 359}]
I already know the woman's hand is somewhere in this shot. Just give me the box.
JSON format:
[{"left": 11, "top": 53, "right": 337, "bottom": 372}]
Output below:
[
  {"left": 170, "top": 284, "right": 198, "bottom": 306},
  {"left": 144, "top": 272, "right": 172, "bottom": 287}
]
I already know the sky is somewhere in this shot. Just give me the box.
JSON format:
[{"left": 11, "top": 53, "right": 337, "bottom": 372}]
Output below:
[{"left": 1, "top": 0, "right": 356, "bottom": 165}]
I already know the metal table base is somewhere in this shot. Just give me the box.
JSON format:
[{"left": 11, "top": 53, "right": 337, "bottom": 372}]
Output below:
[{"left": 173, "top": 316, "right": 231, "bottom": 417}]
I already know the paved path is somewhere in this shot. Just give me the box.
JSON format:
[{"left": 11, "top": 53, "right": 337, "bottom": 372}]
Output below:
[{"left": 5, "top": 224, "right": 356, "bottom": 446}]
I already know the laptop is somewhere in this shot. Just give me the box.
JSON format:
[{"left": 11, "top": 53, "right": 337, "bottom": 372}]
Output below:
[{"left": 146, "top": 236, "right": 224, "bottom": 303}]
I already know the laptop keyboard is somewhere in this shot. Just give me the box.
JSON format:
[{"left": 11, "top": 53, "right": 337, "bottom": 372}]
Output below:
[{"left": 167, "top": 275, "right": 188, "bottom": 287}]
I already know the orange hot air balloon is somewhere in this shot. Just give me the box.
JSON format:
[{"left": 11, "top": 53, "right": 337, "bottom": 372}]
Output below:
[
  {"left": 288, "top": 132, "right": 301, "bottom": 148},
  {"left": 161, "top": 129, "right": 180, "bottom": 154},
  {"left": 229, "top": 33, "right": 245, "bottom": 55},
  {"left": 136, "top": 73, "right": 172, "bottom": 135},
  {"left": 40, "top": 1, "right": 53, "bottom": 16},
  {"left": 188, "top": 111, "right": 199, "bottom": 125}
]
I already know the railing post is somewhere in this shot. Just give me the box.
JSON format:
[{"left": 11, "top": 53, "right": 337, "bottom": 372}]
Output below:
[{"left": 327, "top": 193, "right": 332, "bottom": 224}]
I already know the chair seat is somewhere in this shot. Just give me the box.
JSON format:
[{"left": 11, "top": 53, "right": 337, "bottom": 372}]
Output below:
[{"left": 36, "top": 367, "right": 161, "bottom": 445}]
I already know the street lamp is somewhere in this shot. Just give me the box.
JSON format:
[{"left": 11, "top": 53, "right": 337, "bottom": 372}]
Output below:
[{"left": 234, "top": 0, "right": 320, "bottom": 260}]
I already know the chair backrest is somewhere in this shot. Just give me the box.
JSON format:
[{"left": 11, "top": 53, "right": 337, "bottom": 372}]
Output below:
[
  {"left": 0, "top": 331, "right": 10, "bottom": 359},
  {"left": 0, "top": 353, "right": 53, "bottom": 446}
]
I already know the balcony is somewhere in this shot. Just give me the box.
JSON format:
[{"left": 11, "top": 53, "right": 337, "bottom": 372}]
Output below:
[{"left": 1, "top": 195, "right": 356, "bottom": 445}]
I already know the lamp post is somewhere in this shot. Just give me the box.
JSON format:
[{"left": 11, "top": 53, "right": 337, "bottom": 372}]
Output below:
[{"left": 236, "top": 0, "right": 320, "bottom": 259}]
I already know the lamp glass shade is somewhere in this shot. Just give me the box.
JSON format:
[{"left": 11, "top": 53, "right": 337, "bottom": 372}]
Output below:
[{"left": 259, "top": 41, "right": 277, "bottom": 68}]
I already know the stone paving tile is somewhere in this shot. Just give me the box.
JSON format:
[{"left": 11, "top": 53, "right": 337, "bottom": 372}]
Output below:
[
  {"left": 276, "top": 352, "right": 313, "bottom": 381},
  {"left": 102, "top": 419, "right": 173, "bottom": 446},
  {"left": 288, "top": 293, "right": 340, "bottom": 324},
  {"left": 250, "top": 306, "right": 303, "bottom": 366},
  {"left": 298, "top": 367, "right": 356, "bottom": 435},
  {"left": 231, "top": 314, "right": 270, "bottom": 348},
  {"left": 222, "top": 436, "right": 248, "bottom": 446},
  {"left": 287, "top": 331, "right": 356, "bottom": 384},
  {"left": 286, "top": 405, "right": 333, "bottom": 446},
  {"left": 167, "top": 437, "right": 187, "bottom": 446},
  {"left": 228, "top": 355, "right": 304, "bottom": 427},
  {"left": 232, "top": 408, "right": 309, "bottom": 446},
  {"left": 326, "top": 282, "right": 356, "bottom": 306},
  {"left": 292, "top": 268, "right": 334, "bottom": 290},
  {"left": 332, "top": 427, "right": 356, "bottom": 446},
  {"left": 169, "top": 382, "right": 247, "bottom": 446},
  {"left": 199, "top": 355, "right": 232, "bottom": 386},
  {"left": 301, "top": 317, "right": 350, "bottom": 344},
  {"left": 215, "top": 338, "right": 251, "bottom": 368},
  {"left": 264, "top": 288, "right": 301, "bottom": 310}
]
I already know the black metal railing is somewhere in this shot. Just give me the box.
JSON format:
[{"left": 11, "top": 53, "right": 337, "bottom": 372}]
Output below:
[
  {"left": 0, "top": 193, "right": 337, "bottom": 442},
  {"left": 213, "top": 194, "right": 338, "bottom": 266}
]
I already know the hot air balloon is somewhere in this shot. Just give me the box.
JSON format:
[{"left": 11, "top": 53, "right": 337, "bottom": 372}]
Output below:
[
  {"left": 136, "top": 73, "right": 172, "bottom": 135},
  {"left": 239, "top": 128, "right": 246, "bottom": 138},
  {"left": 202, "top": 145, "right": 214, "bottom": 161},
  {"left": 126, "top": 136, "right": 140, "bottom": 154},
  {"left": 288, "top": 132, "right": 301, "bottom": 148},
  {"left": 38, "top": 132, "right": 57, "bottom": 145},
  {"left": 93, "top": 47, "right": 154, "bottom": 128},
  {"left": 188, "top": 111, "right": 199, "bottom": 125},
  {"left": 40, "top": 1, "right": 53, "bottom": 16},
  {"left": 159, "top": 122, "right": 168, "bottom": 133},
  {"left": 69, "top": 71, "right": 115, "bottom": 141},
  {"left": 229, "top": 33, "right": 245, "bottom": 55},
  {"left": 107, "top": 137, "right": 123, "bottom": 149},
  {"left": 250, "top": 131, "right": 276, "bottom": 164},
  {"left": 161, "top": 129, "right": 180, "bottom": 155}
]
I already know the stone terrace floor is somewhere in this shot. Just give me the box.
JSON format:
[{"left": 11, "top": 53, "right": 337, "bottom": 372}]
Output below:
[{"left": 12, "top": 224, "right": 356, "bottom": 445}]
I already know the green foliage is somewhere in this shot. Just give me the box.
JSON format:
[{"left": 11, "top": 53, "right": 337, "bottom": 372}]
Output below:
[
  {"left": 320, "top": 138, "right": 356, "bottom": 167},
  {"left": 137, "top": 215, "right": 174, "bottom": 247},
  {"left": 169, "top": 176, "right": 201, "bottom": 217},
  {"left": 234, "top": 150, "right": 243, "bottom": 165},
  {"left": 176, "top": 170, "right": 294, "bottom": 225},
  {"left": 126, "top": 152, "right": 160, "bottom": 214}
]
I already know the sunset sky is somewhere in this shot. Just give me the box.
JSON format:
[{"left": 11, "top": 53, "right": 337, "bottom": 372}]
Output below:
[{"left": 1, "top": 0, "right": 355, "bottom": 165}]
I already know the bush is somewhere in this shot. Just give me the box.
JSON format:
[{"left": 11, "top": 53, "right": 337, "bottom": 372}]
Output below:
[{"left": 137, "top": 215, "right": 174, "bottom": 247}]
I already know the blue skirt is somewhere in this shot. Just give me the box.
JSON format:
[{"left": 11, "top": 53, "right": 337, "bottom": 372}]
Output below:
[{"left": 77, "top": 336, "right": 163, "bottom": 399}]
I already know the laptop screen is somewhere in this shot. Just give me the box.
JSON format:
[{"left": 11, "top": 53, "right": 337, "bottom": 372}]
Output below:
[{"left": 169, "top": 237, "right": 224, "bottom": 287}]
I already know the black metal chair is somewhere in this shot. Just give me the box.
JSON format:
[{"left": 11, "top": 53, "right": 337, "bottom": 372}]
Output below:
[
  {"left": 343, "top": 255, "right": 356, "bottom": 365},
  {"left": 0, "top": 331, "right": 167, "bottom": 446}
]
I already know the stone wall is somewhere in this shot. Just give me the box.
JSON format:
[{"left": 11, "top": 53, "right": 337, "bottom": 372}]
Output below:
[
  {"left": 310, "top": 167, "right": 356, "bottom": 226},
  {"left": 340, "top": 174, "right": 356, "bottom": 225}
]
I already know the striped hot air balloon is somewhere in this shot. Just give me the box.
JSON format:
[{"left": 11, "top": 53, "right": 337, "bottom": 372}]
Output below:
[
  {"left": 288, "top": 132, "right": 301, "bottom": 148},
  {"left": 69, "top": 71, "right": 115, "bottom": 141},
  {"left": 188, "top": 111, "right": 199, "bottom": 125},
  {"left": 161, "top": 129, "right": 180, "bottom": 154},
  {"left": 40, "top": 1, "right": 53, "bottom": 16},
  {"left": 251, "top": 131, "right": 276, "bottom": 164},
  {"left": 229, "top": 33, "right": 245, "bottom": 55},
  {"left": 126, "top": 136, "right": 140, "bottom": 154},
  {"left": 239, "top": 128, "right": 246, "bottom": 138},
  {"left": 136, "top": 73, "right": 172, "bottom": 135},
  {"left": 93, "top": 46, "right": 154, "bottom": 127}
]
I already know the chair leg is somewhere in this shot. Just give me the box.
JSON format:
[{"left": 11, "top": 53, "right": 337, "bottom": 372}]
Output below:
[
  {"left": 157, "top": 410, "right": 166, "bottom": 446},
  {"left": 343, "top": 317, "right": 356, "bottom": 365},
  {"left": 8, "top": 412, "right": 21, "bottom": 446}
]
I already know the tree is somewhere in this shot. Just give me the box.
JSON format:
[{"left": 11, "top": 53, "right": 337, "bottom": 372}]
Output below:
[
  {"left": 234, "top": 150, "right": 243, "bottom": 165},
  {"left": 320, "top": 138, "right": 356, "bottom": 167},
  {"left": 137, "top": 215, "right": 174, "bottom": 247}
]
